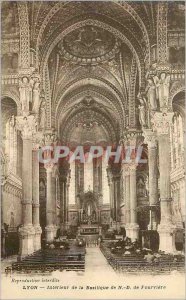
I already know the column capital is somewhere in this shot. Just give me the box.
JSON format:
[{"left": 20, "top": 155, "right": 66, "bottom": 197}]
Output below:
[
  {"left": 152, "top": 112, "right": 174, "bottom": 135},
  {"left": 44, "top": 163, "right": 55, "bottom": 172},
  {"left": 121, "top": 130, "right": 143, "bottom": 147},
  {"left": 21, "top": 199, "right": 32, "bottom": 205},
  {"left": 146, "top": 65, "right": 171, "bottom": 79},
  {"left": 128, "top": 163, "right": 137, "bottom": 172},
  {"left": 121, "top": 164, "right": 130, "bottom": 176},
  {"left": 32, "top": 203, "right": 40, "bottom": 208},
  {"left": 16, "top": 115, "right": 37, "bottom": 140},
  {"left": 44, "top": 129, "right": 58, "bottom": 146},
  {"left": 143, "top": 129, "right": 157, "bottom": 148}
]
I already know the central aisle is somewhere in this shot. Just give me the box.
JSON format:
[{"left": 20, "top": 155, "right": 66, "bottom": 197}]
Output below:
[{"left": 85, "top": 247, "right": 115, "bottom": 274}]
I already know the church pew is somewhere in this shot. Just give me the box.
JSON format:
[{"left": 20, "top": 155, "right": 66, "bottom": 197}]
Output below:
[{"left": 100, "top": 243, "right": 185, "bottom": 274}]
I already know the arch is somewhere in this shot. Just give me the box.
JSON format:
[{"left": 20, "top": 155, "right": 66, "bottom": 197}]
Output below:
[
  {"left": 116, "top": 1, "right": 150, "bottom": 64},
  {"left": 1, "top": 91, "right": 21, "bottom": 114},
  {"left": 36, "top": 2, "right": 150, "bottom": 67},
  {"left": 56, "top": 89, "right": 122, "bottom": 124},
  {"left": 58, "top": 105, "right": 118, "bottom": 144},
  {"left": 55, "top": 77, "right": 126, "bottom": 110},
  {"left": 40, "top": 19, "right": 145, "bottom": 87},
  {"left": 172, "top": 90, "right": 185, "bottom": 120},
  {"left": 55, "top": 78, "right": 126, "bottom": 133},
  {"left": 55, "top": 64, "right": 123, "bottom": 98},
  {"left": 169, "top": 81, "right": 185, "bottom": 108}
]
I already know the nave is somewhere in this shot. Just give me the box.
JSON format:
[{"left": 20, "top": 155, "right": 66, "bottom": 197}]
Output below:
[
  {"left": 3, "top": 236, "right": 185, "bottom": 276},
  {"left": 1, "top": 1, "right": 185, "bottom": 271}
]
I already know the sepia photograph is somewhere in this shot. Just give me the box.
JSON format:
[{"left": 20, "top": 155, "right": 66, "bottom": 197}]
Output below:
[{"left": 1, "top": 1, "right": 185, "bottom": 299}]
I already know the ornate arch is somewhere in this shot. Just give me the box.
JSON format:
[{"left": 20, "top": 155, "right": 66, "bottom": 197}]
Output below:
[
  {"left": 56, "top": 89, "right": 122, "bottom": 124},
  {"left": 40, "top": 19, "right": 145, "bottom": 87},
  {"left": 55, "top": 76, "right": 126, "bottom": 108},
  {"left": 36, "top": 2, "right": 150, "bottom": 68},
  {"left": 56, "top": 64, "right": 123, "bottom": 98},
  {"left": 116, "top": 1, "right": 150, "bottom": 65},
  {"left": 55, "top": 78, "right": 126, "bottom": 134},
  {"left": 1, "top": 90, "right": 21, "bottom": 114},
  {"left": 59, "top": 108, "right": 117, "bottom": 144},
  {"left": 169, "top": 81, "right": 185, "bottom": 107}
]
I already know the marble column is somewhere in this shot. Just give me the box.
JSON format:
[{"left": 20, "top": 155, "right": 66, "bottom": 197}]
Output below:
[
  {"left": 122, "top": 131, "right": 142, "bottom": 241},
  {"left": 1, "top": 179, "right": 7, "bottom": 257},
  {"left": 153, "top": 112, "right": 176, "bottom": 253},
  {"left": 45, "top": 165, "right": 56, "bottom": 242},
  {"left": 102, "top": 159, "right": 110, "bottom": 204},
  {"left": 129, "top": 163, "right": 139, "bottom": 241},
  {"left": 120, "top": 166, "right": 126, "bottom": 228},
  {"left": 144, "top": 129, "right": 159, "bottom": 230},
  {"left": 123, "top": 166, "right": 131, "bottom": 237},
  {"left": 63, "top": 179, "right": 67, "bottom": 229},
  {"left": 107, "top": 168, "right": 114, "bottom": 227},
  {"left": 59, "top": 176, "right": 65, "bottom": 233},
  {"left": 32, "top": 145, "right": 42, "bottom": 251},
  {"left": 113, "top": 176, "right": 117, "bottom": 222},
  {"left": 16, "top": 116, "right": 36, "bottom": 256},
  {"left": 115, "top": 175, "right": 121, "bottom": 223},
  {"left": 51, "top": 174, "right": 57, "bottom": 236}
]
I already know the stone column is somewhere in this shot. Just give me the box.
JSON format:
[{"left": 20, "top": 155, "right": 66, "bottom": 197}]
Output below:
[
  {"left": 120, "top": 166, "right": 125, "bottom": 228},
  {"left": 1, "top": 177, "right": 7, "bottom": 257},
  {"left": 45, "top": 165, "right": 56, "bottom": 242},
  {"left": 153, "top": 112, "right": 176, "bottom": 253},
  {"left": 143, "top": 129, "right": 159, "bottom": 230},
  {"left": 113, "top": 175, "right": 117, "bottom": 223},
  {"left": 102, "top": 159, "right": 110, "bottom": 205},
  {"left": 51, "top": 175, "right": 57, "bottom": 232},
  {"left": 107, "top": 167, "right": 114, "bottom": 227},
  {"left": 16, "top": 115, "right": 36, "bottom": 256},
  {"left": 59, "top": 177, "right": 65, "bottom": 233},
  {"left": 123, "top": 166, "right": 131, "bottom": 237},
  {"left": 66, "top": 171, "right": 71, "bottom": 229},
  {"left": 63, "top": 179, "right": 67, "bottom": 227},
  {"left": 129, "top": 163, "right": 139, "bottom": 241},
  {"left": 43, "top": 130, "right": 57, "bottom": 242},
  {"left": 122, "top": 131, "right": 142, "bottom": 240},
  {"left": 32, "top": 144, "right": 42, "bottom": 251}
]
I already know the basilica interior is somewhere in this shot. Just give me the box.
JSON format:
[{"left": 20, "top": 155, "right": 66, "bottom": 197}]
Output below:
[{"left": 1, "top": 1, "right": 185, "bottom": 266}]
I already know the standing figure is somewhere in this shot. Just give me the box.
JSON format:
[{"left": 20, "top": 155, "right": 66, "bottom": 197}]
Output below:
[
  {"left": 19, "top": 77, "right": 30, "bottom": 114},
  {"left": 137, "top": 92, "right": 147, "bottom": 127},
  {"left": 153, "top": 73, "right": 170, "bottom": 109},
  {"left": 39, "top": 97, "right": 46, "bottom": 129},
  {"left": 9, "top": 212, "right": 15, "bottom": 228},
  {"left": 146, "top": 78, "right": 158, "bottom": 110}
]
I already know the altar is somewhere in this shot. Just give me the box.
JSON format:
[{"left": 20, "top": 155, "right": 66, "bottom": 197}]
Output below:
[
  {"left": 78, "top": 224, "right": 101, "bottom": 236},
  {"left": 78, "top": 224, "right": 101, "bottom": 245}
]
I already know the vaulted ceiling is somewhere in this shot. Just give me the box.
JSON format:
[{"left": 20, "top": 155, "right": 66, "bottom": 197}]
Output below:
[{"left": 1, "top": 1, "right": 185, "bottom": 144}]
